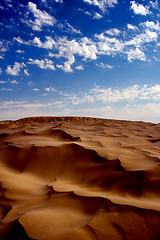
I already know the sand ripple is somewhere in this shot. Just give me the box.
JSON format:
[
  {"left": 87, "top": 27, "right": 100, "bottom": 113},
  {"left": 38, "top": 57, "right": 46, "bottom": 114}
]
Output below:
[{"left": 0, "top": 117, "right": 160, "bottom": 240}]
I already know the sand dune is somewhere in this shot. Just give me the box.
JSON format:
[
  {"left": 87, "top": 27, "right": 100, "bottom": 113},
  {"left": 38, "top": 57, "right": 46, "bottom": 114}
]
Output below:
[{"left": 0, "top": 117, "right": 160, "bottom": 240}]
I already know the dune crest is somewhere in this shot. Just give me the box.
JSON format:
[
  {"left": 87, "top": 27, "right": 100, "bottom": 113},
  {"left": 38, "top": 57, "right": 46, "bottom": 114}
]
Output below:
[{"left": 0, "top": 117, "right": 160, "bottom": 240}]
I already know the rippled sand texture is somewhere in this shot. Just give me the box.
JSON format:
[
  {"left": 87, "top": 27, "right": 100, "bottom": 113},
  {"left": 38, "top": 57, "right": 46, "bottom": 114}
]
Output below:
[{"left": 0, "top": 117, "right": 160, "bottom": 240}]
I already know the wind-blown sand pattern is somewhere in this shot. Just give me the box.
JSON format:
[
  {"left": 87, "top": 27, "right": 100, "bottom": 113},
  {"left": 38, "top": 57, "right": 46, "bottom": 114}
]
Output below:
[{"left": 0, "top": 116, "right": 160, "bottom": 240}]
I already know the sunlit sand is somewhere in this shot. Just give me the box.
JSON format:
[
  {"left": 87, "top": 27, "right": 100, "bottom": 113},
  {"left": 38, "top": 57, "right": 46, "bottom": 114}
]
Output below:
[{"left": 0, "top": 116, "right": 160, "bottom": 239}]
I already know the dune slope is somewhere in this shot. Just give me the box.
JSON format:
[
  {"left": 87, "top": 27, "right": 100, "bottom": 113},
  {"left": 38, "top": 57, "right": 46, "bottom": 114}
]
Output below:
[{"left": 0, "top": 117, "right": 160, "bottom": 240}]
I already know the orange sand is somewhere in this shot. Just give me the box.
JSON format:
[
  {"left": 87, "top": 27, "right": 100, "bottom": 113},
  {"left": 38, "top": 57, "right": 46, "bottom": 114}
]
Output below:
[{"left": 0, "top": 116, "right": 160, "bottom": 240}]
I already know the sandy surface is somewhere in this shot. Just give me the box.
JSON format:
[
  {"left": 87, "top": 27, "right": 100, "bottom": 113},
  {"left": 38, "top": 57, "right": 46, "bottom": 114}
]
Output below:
[{"left": 0, "top": 116, "right": 160, "bottom": 240}]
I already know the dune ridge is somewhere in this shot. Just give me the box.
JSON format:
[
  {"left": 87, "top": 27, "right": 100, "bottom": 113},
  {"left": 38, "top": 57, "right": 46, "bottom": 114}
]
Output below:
[{"left": 0, "top": 117, "right": 160, "bottom": 240}]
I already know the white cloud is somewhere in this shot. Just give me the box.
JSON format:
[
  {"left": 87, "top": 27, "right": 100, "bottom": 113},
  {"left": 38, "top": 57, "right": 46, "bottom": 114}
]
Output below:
[
  {"left": 75, "top": 65, "right": 84, "bottom": 70},
  {"left": 0, "top": 81, "right": 6, "bottom": 84},
  {"left": 0, "top": 101, "right": 26, "bottom": 109},
  {"left": 0, "top": 100, "right": 63, "bottom": 110},
  {"left": 57, "top": 55, "right": 75, "bottom": 72},
  {"left": 105, "top": 28, "right": 121, "bottom": 36},
  {"left": 91, "top": 85, "right": 139, "bottom": 103},
  {"left": 139, "top": 84, "right": 160, "bottom": 100},
  {"left": 142, "top": 21, "right": 160, "bottom": 31},
  {"left": 54, "top": 0, "right": 63, "bottom": 3},
  {"left": 32, "top": 36, "right": 55, "bottom": 49},
  {"left": 0, "top": 68, "right": 2, "bottom": 74},
  {"left": 48, "top": 52, "right": 55, "bottom": 57},
  {"left": 90, "top": 103, "right": 160, "bottom": 123},
  {"left": 14, "top": 19, "right": 160, "bottom": 72},
  {"left": 95, "top": 33, "right": 124, "bottom": 56},
  {"left": 96, "top": 62, "right": 113, "bottom": 68},
  {"left": 16, "top": 49, "right": 24, "bottom": 54},
  {"left": 14, "top": 35, "right": 98, "bottom": 71},
  {"left": 150, "top": 0, "right": 159, "bottom": 9},
  {"left": 45, "top": 87, "right": 56, "bottom": 92},
  {"left": 28, "top": 58, "right": 55, "bottom": 70},
  {"left": 126, "top": 30, "right": 158, "bottom": 47},
  {"left": 33, "top": 88, "right": 39, "bottom": 91},
  {"left": 71, "top": 94, "right": 94, "bottom": 104},
  {"left": 14, "top": 37, "right": 30, "bottom": 45},
  {"left": 55, "top": 37, "right": 97, "bottom": 72},
  {"left": 104, "top": 103, "right": 160, "bottom": 123},
  {"left": 0, "top": 40, "right": 9, "bottom": 53},
  {"left": 6, "top": 62, "right": 25, "bottom": 76},
  {"left": 126, "top": 48, "right": 146, "bottom": 62},
  {"left": 54, "top": 36, "right": 98, "bottom": 61},
  {"left": 91, "top": 84, "right": 160, "bottom": 103},
  {"left": 83, "top": 0, "right": 118, "bottom": 12},
  {"left": 127, "top": 24, "right": 138, "bottom": 31},
  {"left": 11, "top": 80, "right": 19, "bottom": 84},
  {"left": 0, "top": 88, "right": 12, "bottom": 91},
  {"left": 130, "top": 1, "right": 151, "bottom": 15},
  {"left": 24, "top": 69, "right": 30, "bottom": 76},
  {"left": 27, "top": 2, "right": 56, "bottom": 31},
  {"left": 66, "top": 23, "right": 82, "bottom": 34},
  {"left": 93, "top": 12, "right": 103, "bottom": 19},
  {"left": 0, "top": 100, "right": 160, "bottom": 123},
  {"left": 83, "top": 11, "right": 92, "bottom": 16}
]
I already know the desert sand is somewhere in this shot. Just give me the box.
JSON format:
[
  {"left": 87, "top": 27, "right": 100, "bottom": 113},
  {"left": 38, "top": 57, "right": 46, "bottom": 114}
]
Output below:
[{"left": 0, "top": 116, "right": 160, "bottom": 240}]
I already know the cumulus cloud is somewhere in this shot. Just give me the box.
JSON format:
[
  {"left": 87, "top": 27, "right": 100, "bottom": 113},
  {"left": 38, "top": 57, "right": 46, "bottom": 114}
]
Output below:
[
  {"left": 95, "top": 32, "right": 124, "bottom": 56},
  {"left": 32, "top": 36, "right": 55, "bottom": 49},
  {"left": 75, "top": 65, "right": 84, "bottom": 70},
  {"left": 11, "top": 80, "right": 19, "bottom": 84},
  {"left": 92, "top": 102, "right": 160, "bottom": 123},
  {"left": 141, "top": 21, "right": 160, "bottom": 31},
  {"left": 70, "top": 84, "right": 160, "bottom": 105},
  {"left": 127, "top": 24, "right": 138, "bottom": 31},
  {"left": 91, "top": 85, "right": 139, "bottom": 102},
  {"left": 97, "top": 63, "right": 113, "bottom": 68},
  {"left": 16, "top": 49, "right": 24, "bottom": 54},
  {"left": 6, "top": 62, "right": 25, "bottom": 76},
  {"left": 28, "top": 58, "right": 55, "bottom": 70},
  {"left": 150, "top": 0, "right": 159, "bottom": 9},
  {"left": 15, "top": 28, "right": 155, "bottom": 70},
  {"left": 91, "top": 84, "right": 160, "bottom": 103},
  {"left": 26, "top": 2, "right": 56, "bottom": 31},
  {"left": 93, "top": 12, "right": 103, "bottom": 19},
  {"left": 54, "top": 0, "right": 63, "bottom": 3},
  {"left": 130, "top": 1, "right": 151, "bottom": 15},
  {"left": 0, "top": 68, "right": 2, "bottom": 74},
  {"left": 14, "top": 37, "right": 29, "bottom": 45},
  {"left": 126, "top": 30, "right": 158, "bottom": 47},
  {"left": 45, "top": 87, "right": 56, "bottom": 92},
  {"left": 14, "top": 18, "right": 160, "bottom": 72},
  {"left": 55, "top": 37, "right": 98, "bottom": 72},
  {"left": 71, "top": 94, "right": 94, "bottom": 104},
  {"left": 24, "top": 69, "right": 30, "bottom": 76},
  {"left": 66, "top": 23, "right": 82, "bottom": 34},
  {"left": 83, "top": 0, "right": 118, "bottom": 12},
  {"left": 126, "top": 48, "right": 146, "bottom": 62},
  {"left": 139, "top": 84, "right": 160, "bottom": 100},
  {"left": 105, "top": 28, "right": 121, "bottom": 36},
  {"left": 0, "top": 40, "right": 9, "bottom": 53},
  {"left": 57, "top": 55, "right": 75, "bottom": 72}
]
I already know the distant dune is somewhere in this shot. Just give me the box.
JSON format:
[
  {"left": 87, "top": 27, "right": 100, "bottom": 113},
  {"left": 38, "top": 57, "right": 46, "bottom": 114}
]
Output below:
[{"left": 0, "top": 117, "right": 160, "bottom": 240}]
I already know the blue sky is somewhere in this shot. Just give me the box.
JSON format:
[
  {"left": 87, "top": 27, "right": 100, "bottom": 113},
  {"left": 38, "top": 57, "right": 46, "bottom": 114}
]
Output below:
[{"left": 0, "top": 0, "right": 160, "bottom": 122}]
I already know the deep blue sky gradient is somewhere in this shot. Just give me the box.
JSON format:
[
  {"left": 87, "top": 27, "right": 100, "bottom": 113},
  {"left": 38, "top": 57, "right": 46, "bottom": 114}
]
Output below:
[{"left": 0, "top": 0, "right": 160, "bottom": 122}]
